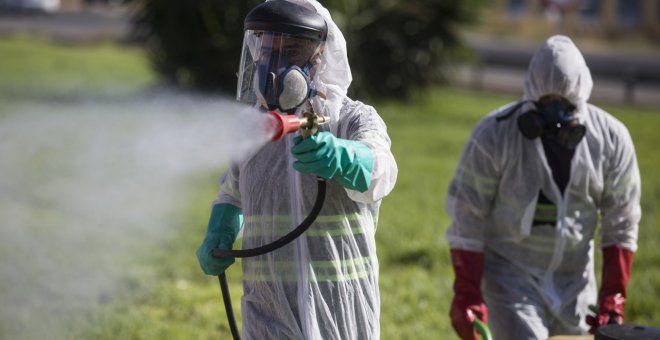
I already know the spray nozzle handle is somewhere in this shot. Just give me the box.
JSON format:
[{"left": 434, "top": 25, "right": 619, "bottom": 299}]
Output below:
[{"left": 267, "top": 111, "right": 329, "bottom": 141}]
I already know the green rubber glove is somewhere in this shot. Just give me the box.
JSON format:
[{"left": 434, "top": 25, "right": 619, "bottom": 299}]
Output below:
[
  {"left": 196, "top": 203, "right": 244, "bottom": 275},
  {"left": 291, "top": 131, "right": 374, "bottom": 192}
]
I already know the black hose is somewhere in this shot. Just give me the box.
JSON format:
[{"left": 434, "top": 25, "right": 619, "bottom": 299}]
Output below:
[
  {"left": 218, "top": 273, "right": 241, "bottom": 340},
  {"left": 212, "top": 178, "right": 326, "bottom": 258},
  {"left": 214, "top": 178, "right": 326, "bottom": 340}
]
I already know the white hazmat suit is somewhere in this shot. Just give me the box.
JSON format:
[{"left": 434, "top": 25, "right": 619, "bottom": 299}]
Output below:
[
  {"left": 213, "top": 1, "right": 398, "bottom": 339},
  {"left": 445, "top": 35, "right": 641, "bottom": 339}
]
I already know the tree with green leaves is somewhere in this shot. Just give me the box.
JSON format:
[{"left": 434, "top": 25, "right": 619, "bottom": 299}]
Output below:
[
  {"left": 131, "top": 0, "right": 262, "bottom": 94},
  {"left": 324, "top": 0, "right": 484, "bottom": 99},
  {"left": 131, "top": 0, "right": 484, "bottom": 99}
]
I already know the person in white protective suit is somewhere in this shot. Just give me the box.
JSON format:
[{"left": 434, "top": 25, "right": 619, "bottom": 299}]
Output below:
[
  {"left": 445, "top": 35, "right": 641, "bottom": 340},
  {"left": 195, "top": 0, "right": 398, "bottom": 339}
]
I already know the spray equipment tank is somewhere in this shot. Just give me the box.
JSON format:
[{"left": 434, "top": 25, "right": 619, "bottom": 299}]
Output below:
[{"left": 594, "top": 323, "right": 660, "bottom": 340}]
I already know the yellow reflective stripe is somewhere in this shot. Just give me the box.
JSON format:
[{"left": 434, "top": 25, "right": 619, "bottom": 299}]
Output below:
[
  {"left": 244, "top": 272, "right": 298, "bottom": 282},
  {"left": 244, "top": 213, "right": 363, "bottom": 237},
  {"left": 314, "top": 256, "right": 373, "bottom": 268},
  {"left": 246, "top": 257, "right": 373, "bottom": 270},
  {"left": 244, "top": 213, "right": 360, "bottom": 224},
  {"left": 315, "top": 270, "right": 371, "bottom": 282},
  {"left": 307, "top": 226, "right": 365, "bottom": 237},
  {"left": 245, "top": 226, "right": 365, "bottom": 238},
  {"left": 316, "top": 213, "right": 361, "bottom": 223},
  {"left": 243, "top": 257, "right": 375, "bottom": 283},
  {"left": 244, "top": 215, "right": 286, "bottom": 224},
  {"left": 244, "top": 270, "right": 371, "bottom": 282}
]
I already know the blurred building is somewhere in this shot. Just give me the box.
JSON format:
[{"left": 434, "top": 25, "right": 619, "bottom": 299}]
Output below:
[
  {"left": 0, "top": 0, "right": 60, "bottom": 12},
  {"left": 57, "top": 0, "right": 120, "bottom": 11},
  {"left": 452, "top": 0, "right": 660, "bottom": 108},
  {"left": 485, "top": 0, "right": 660, "bottom": 41}
]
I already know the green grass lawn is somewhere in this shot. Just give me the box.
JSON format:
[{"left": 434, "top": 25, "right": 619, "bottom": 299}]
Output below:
[
  {"left": 376, "top": 90, "right": 660, "bottom": 338},
  {"left": 0, "top": 37, "right": 155, "bottom": 103},
  {"left": 1, "top": 37, "right": 659, "bottom": 340}
]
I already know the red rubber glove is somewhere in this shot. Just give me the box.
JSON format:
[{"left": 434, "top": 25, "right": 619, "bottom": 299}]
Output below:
[
  {"left": 587, "top": 245, "right": 634, "bottom": 334},
  {"left": 450, "top": 249, "right": 488, "bottom": 340}
]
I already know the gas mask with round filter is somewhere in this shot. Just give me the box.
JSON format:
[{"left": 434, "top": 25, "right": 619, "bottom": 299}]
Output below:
[
  {"left": 236, "top": 0, "right": 327, "bottom": 114},
  {"left": 517, "top": 95, "right": 587, "bottom": 149}
]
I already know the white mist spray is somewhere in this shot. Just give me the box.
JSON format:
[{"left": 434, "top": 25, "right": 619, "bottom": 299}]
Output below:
[{"left": 0, "top": 91, "right": 275, "bottom": 339}]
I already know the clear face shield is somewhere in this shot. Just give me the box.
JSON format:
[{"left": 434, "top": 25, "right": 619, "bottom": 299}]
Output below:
[{"left": 236, "top": 30, "right": 324, "bottom": 113}]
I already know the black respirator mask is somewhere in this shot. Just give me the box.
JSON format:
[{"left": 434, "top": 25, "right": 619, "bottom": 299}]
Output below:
[{"left": 517, "top": 97, "right": 586, "bottom": 149}]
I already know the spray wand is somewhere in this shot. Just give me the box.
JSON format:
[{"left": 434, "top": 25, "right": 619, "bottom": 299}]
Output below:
[
  {"left": 267, "top": 110, "right": 330, "bottom": 141},
  {"left": 214, "top": 110, "right": 329, "bottom": 340}
]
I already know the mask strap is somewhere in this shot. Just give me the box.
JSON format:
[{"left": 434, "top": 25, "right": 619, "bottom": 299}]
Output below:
[
  {"left": 314, "top": 90, "right": 326, "bottom": 100},
  {"left": 496, "top": 100, "right": 530, "bottom": 122}
]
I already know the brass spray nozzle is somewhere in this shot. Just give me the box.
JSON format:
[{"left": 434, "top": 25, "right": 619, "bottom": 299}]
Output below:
[{"left": 298, "top": 111, "right": 330, "bottom": 139}]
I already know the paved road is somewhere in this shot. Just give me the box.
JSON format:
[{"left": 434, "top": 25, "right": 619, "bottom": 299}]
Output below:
[
  {"left": 449, "top": 64, "right": 660, "bottom": 110},
  {"left": 451, "top": 34, "right": 660, "bottom": 109}
]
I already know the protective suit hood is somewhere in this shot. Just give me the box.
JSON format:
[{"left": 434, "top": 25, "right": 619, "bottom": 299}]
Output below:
[
  {"left": 523, "top": 35, "right": 593, "bottom": 115},
  {"left": 289, "top": 0, "right": 352, "bottom": 122}
]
